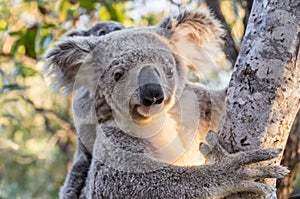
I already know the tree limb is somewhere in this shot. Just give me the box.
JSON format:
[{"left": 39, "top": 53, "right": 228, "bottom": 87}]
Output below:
[
  {"left": 205, "top": 0, "right": 239, "bottom": 65},
  {"left": 243, "top": 0, "right": 254, "bottom": 30}
]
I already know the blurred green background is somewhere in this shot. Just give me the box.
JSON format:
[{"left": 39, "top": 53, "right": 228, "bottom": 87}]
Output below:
[{"left": 0, "top": 0, "right": 299, "bottom": 198}]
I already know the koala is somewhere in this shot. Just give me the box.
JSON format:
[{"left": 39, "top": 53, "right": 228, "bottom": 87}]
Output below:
[
  {"left": 44, "top": 21, "right": 124, "bottom": 197},
  {"left": 65, "top": 21, "right": 124, "bottom": 37},
  {"left": 44, "top": 10, "right": 288, "bottom": 199}
]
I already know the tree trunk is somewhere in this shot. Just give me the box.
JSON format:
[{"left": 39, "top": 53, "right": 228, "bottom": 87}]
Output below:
[
  {"left": 217, "top": 0, "right": 300, "bottom": 198},
  {"left": 217, "top": 0, "right": 300, "bottom": 196},
  {"left": 277, "top": 112, "right": 300, "bottom": 198}
]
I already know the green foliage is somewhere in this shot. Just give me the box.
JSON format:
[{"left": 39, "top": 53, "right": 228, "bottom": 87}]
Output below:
[{"left": 0, "top": 53, "right": 73, "bottom": 198}]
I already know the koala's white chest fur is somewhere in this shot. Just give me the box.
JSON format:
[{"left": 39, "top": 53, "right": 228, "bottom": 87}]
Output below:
[
  {"left": 144, "top": 88, "right": 206, "bottom": 166},
  {"left": 148, "top": 115, "right": 206, "bottom": 166}
]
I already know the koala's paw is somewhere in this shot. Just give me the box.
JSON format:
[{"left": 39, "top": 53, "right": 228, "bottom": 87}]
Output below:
[{"left": 199, "top": 130, "right": 289, "bottom": 196}]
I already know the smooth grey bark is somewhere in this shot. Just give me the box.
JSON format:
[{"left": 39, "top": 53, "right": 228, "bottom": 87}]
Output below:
[{"left": 218, "top": 0, "right": 300, "bottom": 198}]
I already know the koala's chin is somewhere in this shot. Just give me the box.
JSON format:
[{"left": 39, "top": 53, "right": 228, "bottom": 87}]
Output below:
[{"left": 129, "top": 91, "right": 175, "bottom": 127}]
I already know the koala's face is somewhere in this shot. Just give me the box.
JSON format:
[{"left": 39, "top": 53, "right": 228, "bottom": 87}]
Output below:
[
  {"left": 45, "top": 10, "right": 225, "bottom": 130},
  {"left": 92, "top": 30, "right": 186, "bottom": 126}
]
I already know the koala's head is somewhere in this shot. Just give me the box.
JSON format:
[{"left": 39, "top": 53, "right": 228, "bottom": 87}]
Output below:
[
  {"left": 65, "top": 21, "right": 124, "bottom": 37},
  {"left": 44, "top": 10, "right": 224, "bottom": 128},
  {"left": 88, "top": 31, "right": 186, "bottom": 127}
]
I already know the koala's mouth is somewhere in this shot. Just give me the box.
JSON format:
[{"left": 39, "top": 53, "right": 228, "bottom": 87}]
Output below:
[
  {"left": 137, "top": 103, "right": 164, "bottom": 116},
  {"left": 130, "top": 98, "right": 172, "bottom": 126},
  {"left": 130, "top": 104, "right": 162, "bottom": 119}
]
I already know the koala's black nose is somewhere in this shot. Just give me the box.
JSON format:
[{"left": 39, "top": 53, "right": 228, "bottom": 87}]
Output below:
[
  {"left": 138, "top": 66, "right": 164, "bottom": 106},
  {"left": 139, "top": 83, "right": 164, "bottom": 106}
]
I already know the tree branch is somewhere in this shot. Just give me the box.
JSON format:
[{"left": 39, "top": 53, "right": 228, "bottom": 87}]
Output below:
[
  {"left": 205, "top": 0, "right": 239, "bottom": 65},
  {"left": 243, "top": 0, "right": 254, "bottom": 30},
  {"left": 168, "top": 0, "right": 181, "bottom": 8},
  {"left": 22, "top": 96, "right": 75, "bottom": 132}
]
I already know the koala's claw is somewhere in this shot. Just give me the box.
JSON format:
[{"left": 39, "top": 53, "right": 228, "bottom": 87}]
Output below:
[
  {"left": 200, "top": 130, "right": 289, "bottom": 197},
  {"left": 234, "top": 148, "right": 282, "bottom": 166},
  {"left": 245, "top": 165, "right": 290, "bottom": 179},
  {"left": 232, "top": 181, "right": 274, "bottom": 196},
  {"left": 205, "top": 130, "right": 218, "bottom": 146},
  {"left": 199, "top": 142, "right": 211, "bottom": 156},
  {"left": 199, "top": 130, "right": 228, "bottom": 161},
  {"left": 200, "top": 131, "right": 284, "bottom": 167}
]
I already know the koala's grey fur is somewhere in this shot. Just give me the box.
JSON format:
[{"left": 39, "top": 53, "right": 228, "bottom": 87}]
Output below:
[
  {"left": 44, "top": 10, "right": 288, "bottom": 199},
  {"left": 66, "top": 21, "right": 124, "bottom": 37}
]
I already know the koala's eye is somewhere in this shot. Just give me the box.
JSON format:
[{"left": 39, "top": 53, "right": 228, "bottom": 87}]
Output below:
[
  {"left": 113, "top": 69, "right": 124, "bottom": 82},
  {"left": 97, "top": 30, "right": 107, "bottom": 36},
  {"left": 166, "top": 68, "right": 174, "bottom": 78}
]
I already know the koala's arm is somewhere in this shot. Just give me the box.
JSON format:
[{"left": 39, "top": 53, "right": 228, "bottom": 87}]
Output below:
[
  {"left": 83, "top": 128, "right": 288, "bottom": 199},
  {"left": 59, "top": 138, "right": 92, "bottom": 199},
  {"left": 185, "top": 82, "right": 226, "bottom": 136}
]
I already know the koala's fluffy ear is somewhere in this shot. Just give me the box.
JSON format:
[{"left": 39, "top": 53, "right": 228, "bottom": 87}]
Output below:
[
  {"left": 43, "top": 37, "right": 100, "bottom": 93},
  {"left": 159, "top": 10, "right": 226, "bottom": 73}
]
